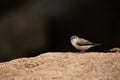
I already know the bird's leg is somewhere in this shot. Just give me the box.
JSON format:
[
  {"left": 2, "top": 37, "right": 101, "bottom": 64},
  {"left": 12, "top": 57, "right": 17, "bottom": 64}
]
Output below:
[{"left": 79, "top": 50, "right": 85, "bottom": 53}]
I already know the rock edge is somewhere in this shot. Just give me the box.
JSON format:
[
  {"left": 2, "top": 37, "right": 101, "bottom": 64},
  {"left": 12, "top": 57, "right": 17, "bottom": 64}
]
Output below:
[{"left": 0, "top": 52, "right": 120, "bottom": 80}]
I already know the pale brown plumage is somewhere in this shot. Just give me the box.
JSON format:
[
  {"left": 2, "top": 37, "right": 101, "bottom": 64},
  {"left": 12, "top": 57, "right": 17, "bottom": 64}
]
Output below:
[
  {"left": 108, "top": 47, "right": 120, "bottom": 53},
  {"left": 70, "top": 35, "right": 100, "bottom": 52}
]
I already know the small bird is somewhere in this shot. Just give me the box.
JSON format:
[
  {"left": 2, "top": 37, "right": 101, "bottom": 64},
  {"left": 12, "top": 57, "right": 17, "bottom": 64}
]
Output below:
[
  {"left": 70, "top": 35, "right": 100, "bottom": 52},
  {"left": 107, "top": 47, "right": 120, "bottom": 53}
]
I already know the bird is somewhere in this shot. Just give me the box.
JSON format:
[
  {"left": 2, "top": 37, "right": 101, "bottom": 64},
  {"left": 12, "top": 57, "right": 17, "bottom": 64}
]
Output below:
[
  {"left": 107, "top": 47, "right": 120, "bottom": 53},
  {"left": 70, "top": 35, "right": 100, "bottom": 52}
]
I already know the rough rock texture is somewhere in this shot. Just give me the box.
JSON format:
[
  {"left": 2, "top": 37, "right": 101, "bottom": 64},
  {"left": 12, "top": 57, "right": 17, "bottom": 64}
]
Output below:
[{"left": 0, "top": 52, "right": 120, "bottom": 80}]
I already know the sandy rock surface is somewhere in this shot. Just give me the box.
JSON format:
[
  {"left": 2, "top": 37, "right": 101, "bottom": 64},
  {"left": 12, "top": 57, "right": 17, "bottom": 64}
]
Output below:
[{"left": 0, "top": 52, "right": 120, "bottom": 80}]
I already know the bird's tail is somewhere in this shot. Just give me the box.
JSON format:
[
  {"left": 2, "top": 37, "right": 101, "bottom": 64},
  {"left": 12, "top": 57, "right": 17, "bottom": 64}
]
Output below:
[{"left": 94, "top": 44, "right": 101, "bottom": 46}]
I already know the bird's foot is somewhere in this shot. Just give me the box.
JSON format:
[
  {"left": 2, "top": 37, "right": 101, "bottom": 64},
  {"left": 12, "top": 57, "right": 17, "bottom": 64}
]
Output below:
[{"left": 79, "top": 50, "right": 85, "bottom": 53}]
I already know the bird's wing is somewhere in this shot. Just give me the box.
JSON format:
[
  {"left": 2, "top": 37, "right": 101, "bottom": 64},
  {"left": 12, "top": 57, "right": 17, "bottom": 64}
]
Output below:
[
  {"left": 77, "top": 38, "right": 93, "bottom": 45},
  {"left": 77, "top": 38, "right": 101, "bottom": 46},
  {"left": 77, "top": 42, "right": 95, "bottom": 46}
]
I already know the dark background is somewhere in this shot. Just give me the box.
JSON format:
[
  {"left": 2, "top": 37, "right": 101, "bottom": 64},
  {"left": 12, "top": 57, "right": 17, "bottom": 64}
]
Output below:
[{"left": 0, "top": 0, "right": 120, "bottom": 62}]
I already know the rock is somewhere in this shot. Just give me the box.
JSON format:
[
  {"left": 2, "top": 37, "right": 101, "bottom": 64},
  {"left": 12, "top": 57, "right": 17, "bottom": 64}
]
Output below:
[{"left": 0, "top": 52, "right": 120, "bottom": 80}]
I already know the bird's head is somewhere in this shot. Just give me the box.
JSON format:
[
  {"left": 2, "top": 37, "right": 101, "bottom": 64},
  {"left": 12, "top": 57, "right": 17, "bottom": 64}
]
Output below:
[{"left": 70, "top": 35, "right": 79, "bottom": 43}]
